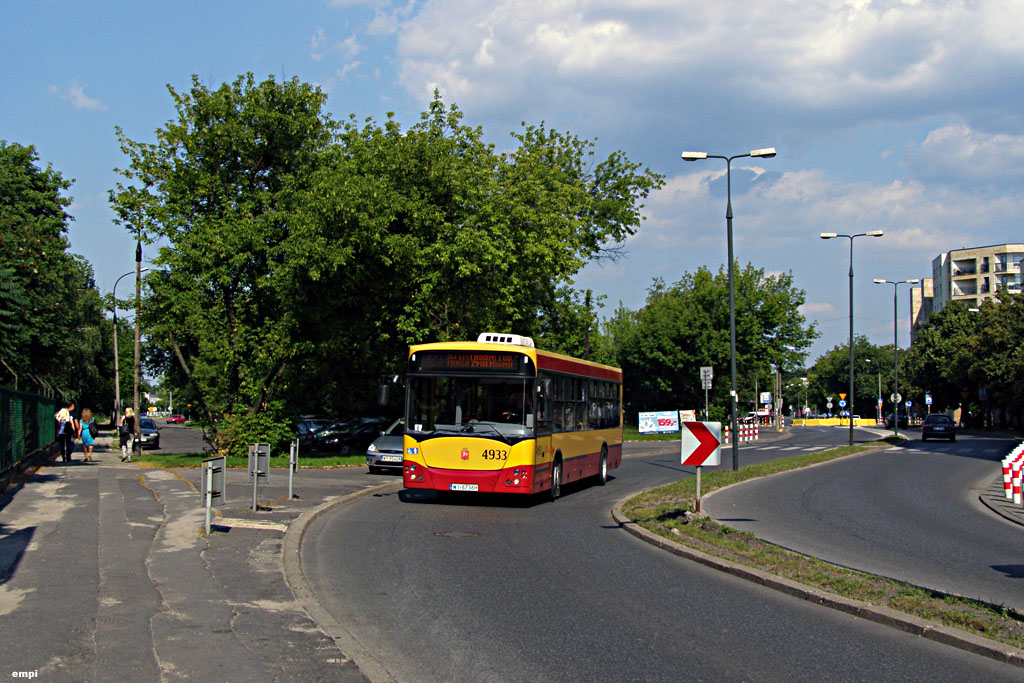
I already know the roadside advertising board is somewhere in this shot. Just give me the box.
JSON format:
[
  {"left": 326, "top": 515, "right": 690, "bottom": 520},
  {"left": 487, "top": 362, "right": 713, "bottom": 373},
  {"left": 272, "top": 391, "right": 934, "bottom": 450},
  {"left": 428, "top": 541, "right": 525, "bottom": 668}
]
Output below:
[{"left": 639, "top": 411, "right": 680, "bottom": 434}]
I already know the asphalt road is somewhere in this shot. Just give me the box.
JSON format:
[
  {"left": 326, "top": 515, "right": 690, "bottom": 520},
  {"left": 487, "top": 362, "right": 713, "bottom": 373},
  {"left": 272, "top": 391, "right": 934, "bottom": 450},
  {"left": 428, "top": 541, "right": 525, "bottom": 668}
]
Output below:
[
  {"left": 705, "top": 430, "right": 1024, "bottom": 612},
  {"left": 150, "top": 418, "right": 212, "bottom": 454},
  {"left": 301, "top": 428, "right": 1021, "bottom": 682}
]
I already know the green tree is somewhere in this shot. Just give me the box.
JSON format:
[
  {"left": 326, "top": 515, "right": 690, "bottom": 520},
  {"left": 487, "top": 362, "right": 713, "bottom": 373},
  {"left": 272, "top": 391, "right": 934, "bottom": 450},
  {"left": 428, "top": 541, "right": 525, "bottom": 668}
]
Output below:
[
  {"left": 111, "top": 74, "right": 338, "bottom": 453},
  {"left": 901, "top": 301, "right": 981, "bottom": 414},
  {"left": 973, "top": 290, "right": 1024, "bottom": 427},
  {"left": 111, "top": 76, "right": 662, "bottom": 453},
  {"left": 806, "top": 337, "right": 894, "bottom": 417},
  {"left": 0, "top": 140, "right": 103, "bottom": 402},
  {"left": 604, "top": 264, "right": 817, "bottom": 420},
  {"left": 301, "top": 98, "right": 663, "bottom": 410}
]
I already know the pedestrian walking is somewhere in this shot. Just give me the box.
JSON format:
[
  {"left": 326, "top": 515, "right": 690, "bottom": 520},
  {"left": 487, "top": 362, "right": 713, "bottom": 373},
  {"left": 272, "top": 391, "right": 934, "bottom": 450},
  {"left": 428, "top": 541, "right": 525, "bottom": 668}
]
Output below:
[
  {"left": 55, "top": 406, "right": 77, "bottom": 463},
  {"left": 119, "top": 407, "right": 136, "bottom": 462},
  {"left": 80, "top": 408, "right": 97, "bottom": 462}
]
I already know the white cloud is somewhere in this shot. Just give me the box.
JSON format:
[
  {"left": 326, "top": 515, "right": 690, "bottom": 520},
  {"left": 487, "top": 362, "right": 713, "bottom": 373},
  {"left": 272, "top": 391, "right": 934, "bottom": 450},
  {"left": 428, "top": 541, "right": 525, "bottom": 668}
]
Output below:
[
  {"left": 310, "top": 28, "right": 362, "bottom": 62},
  {"left": 800, "top": 301, "right": 836, "bottom": 317},
  {"left": 904, "top": 123, "right": 1024, "bottom": 187},
  {"left": 388, "top": 0, "right": 1024, "bottom": 140},
  {"left": 48, "top": 82, "right": 107, "bottom": 111}
]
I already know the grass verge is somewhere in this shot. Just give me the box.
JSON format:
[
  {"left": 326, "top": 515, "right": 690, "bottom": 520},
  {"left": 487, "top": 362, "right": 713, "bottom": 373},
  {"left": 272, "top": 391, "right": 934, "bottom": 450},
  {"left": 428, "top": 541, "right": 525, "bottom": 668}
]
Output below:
[
  {"left": 622, "top": 438, "right": 1024, "bottom": 650},
  {"left": 130, "top": 452, "right": 366, "bottom": 469}
]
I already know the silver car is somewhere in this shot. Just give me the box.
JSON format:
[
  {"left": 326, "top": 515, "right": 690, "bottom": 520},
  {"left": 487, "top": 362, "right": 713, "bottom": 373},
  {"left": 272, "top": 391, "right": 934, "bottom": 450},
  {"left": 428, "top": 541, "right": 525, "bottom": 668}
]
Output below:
[
  {"left": 138, "top": 416, "right": 161, "bottom": 449},
  {"left": 366, "top": 418, "right": 403, "bottom": 473}
]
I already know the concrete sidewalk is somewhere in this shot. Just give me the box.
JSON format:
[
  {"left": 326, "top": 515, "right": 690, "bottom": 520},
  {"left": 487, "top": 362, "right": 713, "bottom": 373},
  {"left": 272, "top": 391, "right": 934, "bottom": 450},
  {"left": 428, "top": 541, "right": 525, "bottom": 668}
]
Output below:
[{"left": 0, "top": 432, "right": 386, "bottom": 681}]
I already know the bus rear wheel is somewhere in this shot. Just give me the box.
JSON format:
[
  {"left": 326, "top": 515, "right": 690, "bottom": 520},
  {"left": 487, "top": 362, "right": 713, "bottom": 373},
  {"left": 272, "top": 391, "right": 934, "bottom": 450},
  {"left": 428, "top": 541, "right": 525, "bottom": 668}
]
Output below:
[
  {"left": 549, "top": 457, "right": 562, "bottom": 501},
  {"left": 596, "top": 446, "right": 608, "bottom": 486}
]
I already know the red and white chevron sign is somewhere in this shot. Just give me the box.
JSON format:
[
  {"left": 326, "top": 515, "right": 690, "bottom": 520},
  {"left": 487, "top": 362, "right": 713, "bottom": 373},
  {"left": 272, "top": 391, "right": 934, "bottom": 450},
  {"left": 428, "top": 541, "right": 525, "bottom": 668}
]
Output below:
[{"left": 680, "top": 421, "right": 722, "bottom": 466}]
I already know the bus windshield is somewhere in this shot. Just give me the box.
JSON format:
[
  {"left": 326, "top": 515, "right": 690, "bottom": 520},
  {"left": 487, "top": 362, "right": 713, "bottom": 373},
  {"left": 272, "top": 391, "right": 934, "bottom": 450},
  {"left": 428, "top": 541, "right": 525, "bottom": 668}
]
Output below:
[{"left": 407, "top": 376, "right": 534, "bottom": 440}]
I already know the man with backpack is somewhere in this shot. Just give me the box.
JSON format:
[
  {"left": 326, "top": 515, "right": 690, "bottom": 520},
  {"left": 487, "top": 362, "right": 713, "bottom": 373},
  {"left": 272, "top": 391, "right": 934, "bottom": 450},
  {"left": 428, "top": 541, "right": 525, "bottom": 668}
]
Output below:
[{"left": 55, "top": 402, "right": 79, "bottom": 463}]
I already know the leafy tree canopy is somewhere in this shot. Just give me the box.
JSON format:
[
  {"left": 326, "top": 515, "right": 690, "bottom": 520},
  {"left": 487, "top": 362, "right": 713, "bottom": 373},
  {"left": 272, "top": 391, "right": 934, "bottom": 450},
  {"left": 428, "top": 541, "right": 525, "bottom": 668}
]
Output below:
[
  {"left": 602, "top": 263, "right": 817, "bottom": 418},
  {"left": 0, "top": 141, "right": 105, "bottom": 404},
  {"left": 110, "top": 73, "right": 663, "bottom": 453}
]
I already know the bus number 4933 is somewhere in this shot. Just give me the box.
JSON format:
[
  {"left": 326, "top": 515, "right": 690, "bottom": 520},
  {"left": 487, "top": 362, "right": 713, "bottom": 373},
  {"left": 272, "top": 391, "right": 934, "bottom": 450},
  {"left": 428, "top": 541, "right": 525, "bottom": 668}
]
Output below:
[{"left": 481, "top": 449, "right": 508, "bottom": 460}]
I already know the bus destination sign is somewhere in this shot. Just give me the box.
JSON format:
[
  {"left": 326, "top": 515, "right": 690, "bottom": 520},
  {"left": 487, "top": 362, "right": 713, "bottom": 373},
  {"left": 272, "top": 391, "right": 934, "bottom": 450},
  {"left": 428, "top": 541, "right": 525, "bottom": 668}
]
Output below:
[{"left": 412, "top": 350, "right": 530, "bottom": 375}]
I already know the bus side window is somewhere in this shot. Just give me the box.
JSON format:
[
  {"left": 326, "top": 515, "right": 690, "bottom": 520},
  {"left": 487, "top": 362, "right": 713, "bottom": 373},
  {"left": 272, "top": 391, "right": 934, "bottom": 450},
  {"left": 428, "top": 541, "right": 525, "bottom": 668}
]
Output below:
[{"left": 589, "top": 398, "right": 601, "bottom": 429}]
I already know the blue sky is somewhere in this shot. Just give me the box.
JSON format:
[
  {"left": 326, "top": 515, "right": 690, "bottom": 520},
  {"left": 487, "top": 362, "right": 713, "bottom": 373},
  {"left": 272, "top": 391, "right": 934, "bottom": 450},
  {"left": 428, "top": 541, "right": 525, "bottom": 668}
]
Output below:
[{"left": 4, "top": 0, "right": 1023, "bottom": 366}]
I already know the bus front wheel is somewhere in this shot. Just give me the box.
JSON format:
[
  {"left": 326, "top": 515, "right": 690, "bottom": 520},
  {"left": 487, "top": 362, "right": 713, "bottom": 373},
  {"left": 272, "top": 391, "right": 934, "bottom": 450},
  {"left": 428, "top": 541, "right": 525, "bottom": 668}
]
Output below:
[
  {"left": 597, "top": 446, "right": 608, "bottom": 486},
  {"left": 549, "top": 457, "right": 562, "bottom": 501}
]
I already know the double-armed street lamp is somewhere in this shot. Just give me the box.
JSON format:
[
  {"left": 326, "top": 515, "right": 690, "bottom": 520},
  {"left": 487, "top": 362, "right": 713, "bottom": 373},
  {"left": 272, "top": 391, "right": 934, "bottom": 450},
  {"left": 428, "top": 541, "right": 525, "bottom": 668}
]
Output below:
[
  {"left": 873, "top": 278, "right": 919, "bottom": 438},
  {"left": 112, "top": 267, "right": 148, "bottom": 420},
  {"left": 820, "top": 230, "right": 884, "bottom": 446},
  {"left": 683, "top": 147, "right": 777, "bottom": 470}
]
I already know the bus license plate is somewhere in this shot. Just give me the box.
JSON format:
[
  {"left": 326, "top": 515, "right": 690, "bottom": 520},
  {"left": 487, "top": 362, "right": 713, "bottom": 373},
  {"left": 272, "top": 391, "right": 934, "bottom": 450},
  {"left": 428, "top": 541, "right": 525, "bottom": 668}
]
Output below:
[
  {"left": 380, "top": 455, "right": 402, "bottom": 462},
  {"left": 450, "top": 483, "right": 479, "bottom": 492}
]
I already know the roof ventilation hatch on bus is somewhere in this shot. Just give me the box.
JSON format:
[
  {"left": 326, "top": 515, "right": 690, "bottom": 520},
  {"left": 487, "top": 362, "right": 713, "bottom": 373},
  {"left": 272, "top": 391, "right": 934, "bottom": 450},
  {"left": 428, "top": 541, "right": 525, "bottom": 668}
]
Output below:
[{"left": 477, "top": 333, "right": 535, "bottom": 348}]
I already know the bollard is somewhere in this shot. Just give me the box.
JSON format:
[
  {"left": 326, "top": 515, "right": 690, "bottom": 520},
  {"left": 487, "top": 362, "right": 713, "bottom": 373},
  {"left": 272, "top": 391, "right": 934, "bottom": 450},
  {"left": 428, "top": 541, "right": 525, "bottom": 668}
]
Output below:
[
  {"left": 1014, "top": 458, "right": 1022, "bottom": 506},
  {"left": 1004, "top": 457, "right": 1014, "bottom": 500}
]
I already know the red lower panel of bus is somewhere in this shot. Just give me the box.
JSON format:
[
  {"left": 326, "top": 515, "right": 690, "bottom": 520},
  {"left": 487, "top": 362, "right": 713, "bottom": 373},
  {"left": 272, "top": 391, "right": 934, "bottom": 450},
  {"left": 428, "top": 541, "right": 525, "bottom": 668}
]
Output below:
[
  {"left": 403, "top": 462, "right": 535, "bottom": 493},
  {"left": 404, "top": 443, "right": 622, "bottom": 494}
]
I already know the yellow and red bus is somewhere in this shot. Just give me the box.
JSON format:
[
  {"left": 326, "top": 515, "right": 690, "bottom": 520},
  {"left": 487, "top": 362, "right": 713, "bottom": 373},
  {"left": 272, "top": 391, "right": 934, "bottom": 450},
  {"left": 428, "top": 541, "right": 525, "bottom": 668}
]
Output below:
[{"left": 402, "top": 333, "right": 623, "bottom": 499}]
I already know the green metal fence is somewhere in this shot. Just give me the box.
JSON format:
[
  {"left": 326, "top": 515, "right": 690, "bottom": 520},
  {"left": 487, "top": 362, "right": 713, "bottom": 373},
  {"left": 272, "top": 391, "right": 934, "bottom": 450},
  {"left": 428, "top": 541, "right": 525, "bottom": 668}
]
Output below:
[{"left": 1, "top": 385, "right": 56, "bottom": 471}]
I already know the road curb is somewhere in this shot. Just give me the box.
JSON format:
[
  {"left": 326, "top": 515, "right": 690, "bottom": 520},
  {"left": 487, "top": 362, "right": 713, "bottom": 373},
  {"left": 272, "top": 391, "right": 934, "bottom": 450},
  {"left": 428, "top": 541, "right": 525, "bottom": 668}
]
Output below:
[
  {"left": 611, "top": 499, "right": 1024, "bottom": 669},
  {"left": 283, "top": 481, "right": 402, "bottom": 683}
]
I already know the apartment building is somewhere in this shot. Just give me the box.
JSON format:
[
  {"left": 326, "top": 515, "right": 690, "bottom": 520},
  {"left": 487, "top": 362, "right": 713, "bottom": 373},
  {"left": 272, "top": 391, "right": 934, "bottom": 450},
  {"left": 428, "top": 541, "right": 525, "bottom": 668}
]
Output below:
[{"left": 911, "top": 243, "right": 1024, "bottom": 340}]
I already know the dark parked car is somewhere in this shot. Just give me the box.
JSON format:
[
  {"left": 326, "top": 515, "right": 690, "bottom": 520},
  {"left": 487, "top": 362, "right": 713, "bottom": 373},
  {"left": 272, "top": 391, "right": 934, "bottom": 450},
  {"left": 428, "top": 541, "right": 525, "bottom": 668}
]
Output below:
[
  {"left": 295, "top": 415, "right": 336, "bottom": 451},
  {"left": 311, "top": 418, "right": 392, "bottom": 454},
  {"left": 138, "top": 416, "right": 160, "bottom": 449},
  {"left": 921, "top": 413, "right": 956, "bottom": 441},
  {"left": 884, "top": 413, "right": 909, "bottom": 429},
  {"left": 366, "top": 419, "right": 404, "bottom": 474}
]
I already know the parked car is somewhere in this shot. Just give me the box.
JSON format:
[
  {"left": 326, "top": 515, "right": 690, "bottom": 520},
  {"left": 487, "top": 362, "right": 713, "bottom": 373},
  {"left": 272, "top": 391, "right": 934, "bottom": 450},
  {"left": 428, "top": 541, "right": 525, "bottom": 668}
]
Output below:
[
  {"left": 921, "top": 413, "right": 956, "bottom": 442},
  {"left": 884, "top": 413, "right": 909, "bottom": 429},
  {"left": 295, "top": 415, "right": 336, "bottom": 451},
  {"left": 311, "top": 418, "right": 392, "bottom": 454},
  {"left": 738, "top": 412, "right": 759, "bottom": 425},
  {"left": 366, "top": 419, "right": 404, "bottom": 474},
  {"left": 138, "top": 416, "right": 160, "bottom": 449},
  {"left": 166, "top": 414, "right": 186, "bottom": 424}
]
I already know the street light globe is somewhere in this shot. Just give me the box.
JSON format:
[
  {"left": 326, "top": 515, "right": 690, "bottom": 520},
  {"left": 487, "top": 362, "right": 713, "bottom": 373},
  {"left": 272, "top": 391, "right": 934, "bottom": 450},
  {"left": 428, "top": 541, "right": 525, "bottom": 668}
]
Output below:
[
  {"left": 820, "top": 232, "right": 838, "bottom": 239},
  {"left": 750, "top": 148, "right": 777, "bottom": 158},
  {"left": 867, "top": 230, "right": 884, "bottom": 237},
  {"left": 681, "top": 151, "right": 708, "bottom": 161}
]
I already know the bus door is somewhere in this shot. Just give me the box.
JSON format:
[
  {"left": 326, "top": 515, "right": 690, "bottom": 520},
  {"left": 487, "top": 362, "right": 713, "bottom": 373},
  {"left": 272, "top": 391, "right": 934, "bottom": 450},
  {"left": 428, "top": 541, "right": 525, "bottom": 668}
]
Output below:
[{"left": 532, "top": 378, "right": 554, "bottom": 490}]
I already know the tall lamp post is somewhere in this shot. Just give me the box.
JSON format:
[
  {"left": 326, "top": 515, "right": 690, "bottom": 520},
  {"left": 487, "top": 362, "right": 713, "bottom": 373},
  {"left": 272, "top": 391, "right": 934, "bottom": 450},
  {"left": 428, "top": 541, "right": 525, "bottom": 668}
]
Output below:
[
  {"left": 820, "top": 230, "right": 884, "bottom": 446},
  {"left": 683, "top": 147, "right": 777, "bottom": 470},
  {"left": 133, "top": 239, "right": 143, "bottom": 457},
  {"left": 112, "top": 268, "right": 148, "bottom": 420},
  {"left": 873, "top": 278, "right": 919, "bottom": 438}
]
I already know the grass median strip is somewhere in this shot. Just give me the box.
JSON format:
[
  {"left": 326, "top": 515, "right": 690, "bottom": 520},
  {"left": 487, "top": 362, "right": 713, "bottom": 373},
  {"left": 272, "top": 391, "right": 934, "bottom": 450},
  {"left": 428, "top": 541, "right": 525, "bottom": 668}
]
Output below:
[{"left": 622, "top": 439, "right": 1024, "bottom": 651}]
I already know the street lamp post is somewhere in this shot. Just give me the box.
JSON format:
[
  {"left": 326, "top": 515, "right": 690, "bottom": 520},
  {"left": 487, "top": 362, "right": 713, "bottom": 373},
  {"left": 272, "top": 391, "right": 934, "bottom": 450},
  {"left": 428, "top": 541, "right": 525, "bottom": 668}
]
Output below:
[
  {"left": 873, "top": 278, "right": 919, "bottom": 438},
  {"left": 683, "top": 147, "right": 777, "bottom": 470},
  {"left": 820, "top": 230, "right": 884, "bottom": 446},
  {"left": 133, "top": 239, "right": 143, "bottom": 457},
  {"left": 112, "top": 268, "right": 148, "bottom": 420}
]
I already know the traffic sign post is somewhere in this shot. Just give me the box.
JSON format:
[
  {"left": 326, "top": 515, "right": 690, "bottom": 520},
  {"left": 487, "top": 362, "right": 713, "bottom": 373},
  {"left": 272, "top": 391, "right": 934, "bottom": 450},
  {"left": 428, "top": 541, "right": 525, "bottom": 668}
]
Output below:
[
  {"left": 201, "top": 456, "right": 225, "bottom": 535},
  {"left": 681, "top": 421, "right": 722, "bottom": 512},
  {"left": 288, "top": 438, "right": 299, "bottom": 500},
  {"left": 248, "top": 443, "right": 270, "bottom": 512},
  {"left": 700, "top": 367, "right": 713, "bottom": 420}
]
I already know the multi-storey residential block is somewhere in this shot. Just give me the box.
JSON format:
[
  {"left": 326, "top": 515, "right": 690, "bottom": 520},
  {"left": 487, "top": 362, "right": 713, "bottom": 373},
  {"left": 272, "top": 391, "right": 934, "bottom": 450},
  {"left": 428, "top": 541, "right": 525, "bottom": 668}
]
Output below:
[{"left": 911, "top": 243, "right": 1023, "bottom": 339}]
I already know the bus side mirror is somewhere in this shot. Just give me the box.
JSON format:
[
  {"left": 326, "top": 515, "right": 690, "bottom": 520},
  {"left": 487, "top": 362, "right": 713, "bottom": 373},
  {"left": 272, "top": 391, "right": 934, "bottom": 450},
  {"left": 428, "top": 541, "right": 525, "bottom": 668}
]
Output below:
[{"left": 378, "top": 374, "right": 402, "bottom": 406}]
